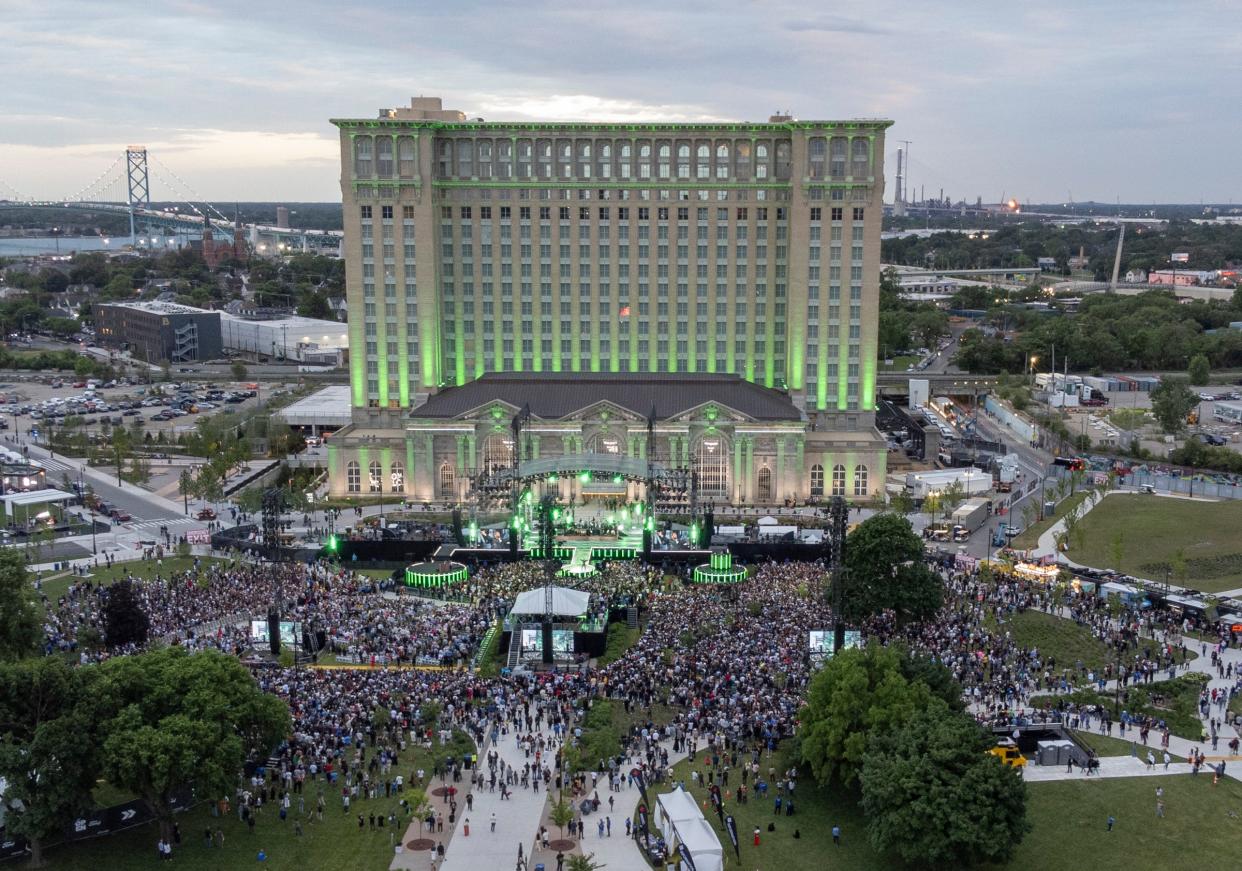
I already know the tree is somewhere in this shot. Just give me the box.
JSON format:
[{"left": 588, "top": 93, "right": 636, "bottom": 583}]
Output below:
[
  {"left": 566, "top": 855, "right": 606, "bottom": 871},
  {"left": 0, "top": 547, "right": 40, "bottom": 661},
  {"left": 1188, "top": 353, "right": 1211, "bottom": 386},
  {"left": 230, "top": 360, "right": 248, "bottom": 382},
  {"left": 888, "top": 489, "right": 914, "bottom": 516},
  {"left": 0, "top": 659, "right": 103, "bottom": 867},
  {"left": 103, "top": 579, "right": 151, "bottom": 648},
  {"left": 98, "top": 649, "right": 290, "bottom": 841},
  {"left": 838, "top": 513, "right": 943, "bottom": 623},
  {"left": 860, "top": 706, "right": 1028, "bottom": 867},
  {"left": 549, "top": 795, "right": 575, "bottom": 839},
  {"left": 799, "top": 645, "right": 941, "bottom": 788},
  {"left": 1150, "top": 377, "right": 1199, "bottom": 434}
]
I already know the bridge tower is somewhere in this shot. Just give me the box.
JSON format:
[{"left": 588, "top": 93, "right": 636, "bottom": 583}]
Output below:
[{"left": 125, "top": 146, "right": 150, "bottom": 241}]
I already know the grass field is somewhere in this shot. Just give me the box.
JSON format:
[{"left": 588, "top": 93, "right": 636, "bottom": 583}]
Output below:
[
  {"left": 668, "top": 750, "right": 1242, "bottom": 871},
  {"left": 596, "top": 623, "right": 640, "bottom": 666},
  {"left": 878, "top": 354, "right": 920, "bottom": 372},
  {"left": 39, "top": 732, "right": 476, "bottom": 871},
  {"left": 1069, "top": 730, "right": 1184, "bottom": 762},
  {"left": 1032, "top": 673, "right": 1209, "bottom": 741},
  {"left": 36, "top": 556, "right": 228, "bottom": 606},
  {"left": 1068, "top": 493, "right": 1242, "bottom": 593},
  {"left": 1012, "top": 490, "right": 1090, "bottom": 549},
  {"left": 989, "top": 609, "right": 1113, "bottom": 675}
]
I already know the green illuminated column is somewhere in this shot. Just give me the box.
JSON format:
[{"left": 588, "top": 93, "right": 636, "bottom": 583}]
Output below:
[
  {"left": 326, "top": 442, "right": 340, "bottom": 494},
  {"left": 423, "top": 434, "right": 434, "bottom": 491},
  {"left": 405, "top": 436, "right": 416, "bottom": 491},
  {"left": 764, "top": 313, "right": 775, "bottom": 388},
  {"left": 638, "top": 436, "right": 646, "bottom": 461},
  {"left": 455, "top": 316, "right": 466, "bottom": 384},
  {"left": 732, "top": 438, "right": 743, "bottom": 503},
  {"left": 837, "top": 336, "right": 849, "bottom": 411},
  {"left": 466, "top": 432, "right": 476, "bottom": 474},
  {"left": 796, "top": 437, "right": 805, "bottom": 496},
  {"left": 531, "top": 434, "right": 541, "bottom": 459},
  {"left": 455, "top": 435, "right": 465, "bottom": 476},
  {"left": 776, "top": 438, "right": 786, "bottom": 500},
  {"left": 381, "top": 445, "right": 392, "bottom": 492},
  {"left": 357, "top": 445, "right": 370, "bottom": 492},
  {"left": 744, "top": 437, "right": 754, "bottom": 502},
  {"left": 816, "top": 336, "right": 830, "bottom": 411}
]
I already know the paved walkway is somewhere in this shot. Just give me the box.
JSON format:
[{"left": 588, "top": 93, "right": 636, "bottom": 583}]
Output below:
[
  {"left": 435, "top": 728, "right": 556, "bottom": 871},
  {"left": 1023, "top": 756, "right": 1195, "bottom": 782}
]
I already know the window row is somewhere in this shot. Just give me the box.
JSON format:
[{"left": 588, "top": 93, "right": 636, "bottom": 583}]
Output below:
[{"left": 808, "top": 463, "right": 870, "bottom": 497}]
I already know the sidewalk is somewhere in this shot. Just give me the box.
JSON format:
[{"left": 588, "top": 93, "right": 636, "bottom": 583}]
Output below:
[
  {"left": 1023, "top": 756, "right": 1195, "bottom": 782},
  {"left": 435, "top": 729, "right": 556, "bottom": 871}
]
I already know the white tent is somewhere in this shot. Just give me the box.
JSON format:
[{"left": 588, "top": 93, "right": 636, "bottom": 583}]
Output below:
[
  {"left": 655, "top": 788, "right": 701, "bottom": 841},
  {"left": 509, "top": 585, "right": 590, "bottom": 617},
  {"left": 675, "top": 817, "right": 724, "bottom": 871},
  {"left": 655, "top": 790, "right": 723, "bottom": 871}
]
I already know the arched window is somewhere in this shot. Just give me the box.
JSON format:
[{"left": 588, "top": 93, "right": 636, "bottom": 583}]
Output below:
[
  {"left": 369, "top": 460, "right": 383, "bottom": 492},
  {"left": 496, "top": 139, "right": 513, "bottom": 179},
  {"left": 735, "top": 141, "right": 751, "bottom": 179},
  {"left": 809, "top": 464, "right": 824, "bottom": 496},
  {"left": 775, "top": 141, "right": 791, "bottom": 179},
  {"left": 755, "top": 142, "right": 769, "bottom": 179},
  {"left": 853, "top": 464, "right": 869, "bottom": 497},
  {"left": 829, "top": 137, "right": 847, "bottom": 177},
  {"left": 346, "top": 460, "right": 361, "bottom": 493},
  {"left": 456, "top": 140, "right": 473, "bottom": 176},
  {"left": 757, "top": 466, "right": 773, "bottom": 502},
  {"left": 808, "top": 137, "right": 826, "bottom": 178},
  {"left": 397, "top": 136, "right": 416, "bottom": 178},
  {"left": 482, "top": 434, "right": 514, "bottom": 473},
  {"left": 851, "top": 138, "right": 870, "bottom": 177},
  {"left": 353, "top": 136, "right": 373, "bottom": 178},
  {"left": 587, "top": 432, "right": 621, "bottom": 454},
  {"left": 476, "top": 139, "right": 493, "bottom": 178},
  {"left": 439, "top": 462, "right": 456, "bottom": 498},
  {"left": 715, "top": 142, "right": 730, "bottom": 179},
  {"left": 375, "top": 136, "right": 393, "bottom": 178},
  {"left": 695, "top": 437, "right": 729, "bottom": 499},
  {"left": 832, "top": 463, "right": 847, "bottom": 496},
  {"left": 390, "top": 461, "right": 405, "bottom": 493}
]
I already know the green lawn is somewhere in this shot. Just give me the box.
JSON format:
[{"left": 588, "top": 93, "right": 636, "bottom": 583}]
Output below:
[
  {"left": 1031, "top": 673, "right": 1209, "bottom": 741},
  {"left": 596, "top": 623, "right": 640, "bottom": 666},
  {"left": 39, "top": 732, "right": 476, "bottom": 871},
  {"left": 1005, "top": 774, "right": 1242, "bottom": 871},
  {"left": 1012, "top": 490, "right": 1090, "bottom": 549},
  {"left": 667, "top": 749, "right": 1242, "bottom": 871},
  {"left": 989, "top": 609, "right": 1113, "bottom": 675},
  {"left": 35, "top": 557, "right": 229, "bottom": 608},
  {"left": 878, "top": 354, "right": 920, "bottom": 372},
  {"left": 1069, "top": 730, "right": 1183, "bottom": 762},
  {"left": 1068, "top": 493, "right": 1242, "bottom": 593}
]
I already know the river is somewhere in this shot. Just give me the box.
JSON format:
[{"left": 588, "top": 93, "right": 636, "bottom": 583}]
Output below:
[{"left": 0, "top": 235, "right": 191, "bottom": 256}]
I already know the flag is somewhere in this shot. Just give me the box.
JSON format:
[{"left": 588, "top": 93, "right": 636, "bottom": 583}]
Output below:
[
  {"left": 725, "top": 815, "right": 740, "bottom": 860},
  {"left": 678, "top": 842, "right": 698, "bottom": 871}
]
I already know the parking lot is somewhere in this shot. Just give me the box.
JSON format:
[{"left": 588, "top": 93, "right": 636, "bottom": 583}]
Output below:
[{"left": 0, "top": 374, "right": 297, "bottom": 440}]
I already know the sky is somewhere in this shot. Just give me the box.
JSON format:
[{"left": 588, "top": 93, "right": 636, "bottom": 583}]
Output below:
[{"left": 1, "top": 0, "right": 1239, "bottom": 204}]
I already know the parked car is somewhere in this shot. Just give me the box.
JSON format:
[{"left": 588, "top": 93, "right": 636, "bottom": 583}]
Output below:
[
  {"left": 196, "top": 507, "right": 217, "bottom": 521},
  {"left": 109, "top": 508, "right": 132, "bottom": 522}
]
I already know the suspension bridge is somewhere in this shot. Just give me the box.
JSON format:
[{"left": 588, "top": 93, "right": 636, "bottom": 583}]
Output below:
[{"left": 0, "top": 147, "right": 342, "bottom": 254}]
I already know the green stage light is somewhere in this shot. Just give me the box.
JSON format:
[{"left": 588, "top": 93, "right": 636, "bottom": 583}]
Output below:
[
  {"left": 579, "top": 471, "right": 591, "bottom": 483},
  {"left": 548, "top": 475, "right": 558, "bottom": 483},
  {"left": 326, "top": 534, "right": 338, "bottom": 552},
  {"left": 612, "top": 474, "right": 623, "bottom": 483},
  {"left": 690, "top": 522, "right": 699, "bottom": 545},
  {"left": 552, "top": 508, "right": 561, "bottom": 520}
]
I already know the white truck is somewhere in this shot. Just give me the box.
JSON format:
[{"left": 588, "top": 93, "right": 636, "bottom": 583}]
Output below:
[
  {"left": 950, "top": 497, "right": 992, "bottom": 541},
  {"left": 905, "top": 468, "right": 992, "bottom": 501}
]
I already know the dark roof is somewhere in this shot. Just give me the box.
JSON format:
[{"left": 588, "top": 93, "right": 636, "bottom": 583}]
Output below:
[{"left": 412, "top": 372, "right": 800, "bottom": 421}]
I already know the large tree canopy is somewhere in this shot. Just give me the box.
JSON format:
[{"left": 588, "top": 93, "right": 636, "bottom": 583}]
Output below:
[
  {"left": 0, "top": 546, "right": 41, "bottom": 660},
  {"left": 838, "top": 513, "right": 943, "bottom": 623},
  {"left": 0, "top": 658, "right": 103, "bottom": 867},
  {"left": 861, "top": 707, "right": 1030, "bottom": 868},
  {"left": 799, "top": 645, "right": 941, "bottom": 788},
  {"left": 98, "top": 649, "right": 289, "bottom": 837}
]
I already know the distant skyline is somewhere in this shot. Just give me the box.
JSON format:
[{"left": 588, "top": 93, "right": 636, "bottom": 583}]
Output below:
[{"left": 1, "top": 0, "right": 1238, "bottom": 204}]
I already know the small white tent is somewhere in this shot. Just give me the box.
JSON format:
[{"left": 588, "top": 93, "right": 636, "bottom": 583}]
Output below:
[
  {"left": 655, "top": 789, "right": 724, "bottom": 871},
  {"left": 509, "top": 585, "right": 590, "bottom": 617},
  {"left": 675, "top": 817, "right": 724, "bottom": 871},
  {"left": 655, "top": 788, "right": 701, "bottom": 841}
]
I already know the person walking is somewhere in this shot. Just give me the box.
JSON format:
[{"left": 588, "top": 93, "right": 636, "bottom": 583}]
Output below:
[{"left": 490, "top": 811, "right": 497, "bottom": 832}]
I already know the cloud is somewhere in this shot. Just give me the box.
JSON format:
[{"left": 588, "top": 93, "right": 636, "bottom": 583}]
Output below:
[{"left": 782, "top": 17, "right": 890, "bottom": 35}]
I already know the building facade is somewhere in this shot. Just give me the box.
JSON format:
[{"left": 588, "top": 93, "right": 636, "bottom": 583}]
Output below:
[
  {"left": 94, "top": 301, "right": 223, "bottom": 363},
  {"left": 327, "top": 97, "right": 891, "bottom": 504}
]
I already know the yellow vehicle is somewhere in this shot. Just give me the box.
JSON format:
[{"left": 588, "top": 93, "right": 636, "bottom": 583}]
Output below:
[{"left": 989, "top": 739, "right": 1027, "bottom": 769}]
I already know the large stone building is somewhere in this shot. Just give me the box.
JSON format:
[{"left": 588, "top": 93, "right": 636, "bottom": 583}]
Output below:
[{"left": 326, "top": 96, "right": 891, "bottom": 505}]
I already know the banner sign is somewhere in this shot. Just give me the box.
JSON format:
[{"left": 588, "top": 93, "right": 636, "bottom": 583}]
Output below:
[
  {"left": 678, "top": 842, "right": 698, "bottom": 871},
  {"left": 725, "top": 814, "right": 740, "bottom": 860}
]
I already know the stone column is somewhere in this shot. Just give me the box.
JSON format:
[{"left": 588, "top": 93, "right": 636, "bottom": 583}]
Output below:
[
  {"left": 732, "top": 438, "right": 744, "bottom": 504},
  {"left": 744, "top": 437, "right": 754, "bottom": 504},
  {"left": 776, "top": 437, "right": 787, "bottom": 502}
]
